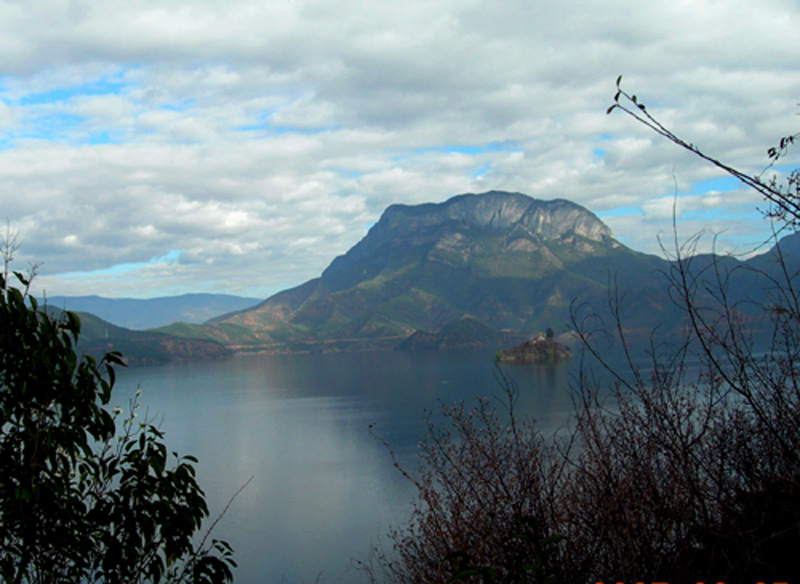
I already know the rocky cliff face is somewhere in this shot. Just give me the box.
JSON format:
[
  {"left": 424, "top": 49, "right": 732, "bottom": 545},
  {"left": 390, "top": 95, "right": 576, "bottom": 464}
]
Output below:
[
  {"left": 321, "top": 191, "right": 618, "bottom": 291},
  {"left": 363, "top": 191, "right": 612, "bottom": 243}
]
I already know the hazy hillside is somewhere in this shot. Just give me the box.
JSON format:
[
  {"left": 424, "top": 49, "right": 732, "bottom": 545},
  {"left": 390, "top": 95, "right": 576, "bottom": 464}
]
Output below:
[
  {"left": 46, "top": 293, "right": 261, "bottom": 330},
  {"left": 67, "top": 310, "right": 232, "bottom": 366}
]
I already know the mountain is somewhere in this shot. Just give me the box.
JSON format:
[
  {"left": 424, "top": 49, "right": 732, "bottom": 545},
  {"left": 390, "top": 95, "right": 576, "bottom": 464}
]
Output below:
[
  {"left": 396, "top": 316, "right": 528, "bottom": 352},
  {"left": 187, "top": 191, "right": 680, "bottom": 352},
  {"left": 761, "top": 230, "right": 800, "bottom": 260},
  {"left": 46, "top": 293, "right": 261, "bottom": 330},
  {"left": 68, "top": 310, "right": 232, "bottom": 366}
]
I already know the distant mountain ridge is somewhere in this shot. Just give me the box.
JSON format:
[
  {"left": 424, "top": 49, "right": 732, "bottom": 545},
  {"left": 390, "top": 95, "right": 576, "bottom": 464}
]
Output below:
[{"left": 47, "top": 293, "right": 261, "bottom": 330}]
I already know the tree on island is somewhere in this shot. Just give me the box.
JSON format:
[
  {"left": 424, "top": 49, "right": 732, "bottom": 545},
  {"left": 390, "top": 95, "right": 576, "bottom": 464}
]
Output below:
[
  {"left": 367, "top": 87, "right": 800, "bottom": 583},
  {"left": 0, "top": 241, "right": 235, "bottom": 583}
]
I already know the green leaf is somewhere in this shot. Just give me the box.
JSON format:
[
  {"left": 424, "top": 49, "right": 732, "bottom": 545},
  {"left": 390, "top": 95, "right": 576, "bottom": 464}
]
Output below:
[{"left": 12, "top": 271, "right": 28, "bottom": 287}]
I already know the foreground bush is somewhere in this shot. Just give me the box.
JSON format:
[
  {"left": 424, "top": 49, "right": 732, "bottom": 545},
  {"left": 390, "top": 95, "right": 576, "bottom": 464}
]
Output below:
[
  {"left": 371, "top": 380, "right": 565, "bottom": 584},
  {"left": 0, "top": 269, "right": 234, "bottom": 583}
]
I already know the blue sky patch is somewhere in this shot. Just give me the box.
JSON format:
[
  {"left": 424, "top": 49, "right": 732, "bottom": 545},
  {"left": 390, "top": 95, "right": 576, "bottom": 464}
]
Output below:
[
  {"left": 238, "top": 121, "right": 337, "bottom": 135},
  {"left": 472, "top": 164, "right": 491, "bottom": 178},
  {"left": 691, "top": 175, "right": 742, "bottom": 194},
  {"left": 159, "top": 99, "right": 196, "bottom": 113},
  {"left": 60, "top": 250, "right": 184, "bottom": 279},
  {"left": 237, "top": 124, "right": 265, "bottom": 133},
  {"left": 85, "top": 131, "right": 114, "bottom": 145},
  {"left": 18, "top": 76, "right": 130, "bottom": 106},
  {"left": 416, "top": 141, "right": 520, "bottom": 155},
  {"left": 335, "top": 169, "right": 362, "bottom": 179},
  {"left": 15, "top": 112, "right": 85, "bottom": 141}
]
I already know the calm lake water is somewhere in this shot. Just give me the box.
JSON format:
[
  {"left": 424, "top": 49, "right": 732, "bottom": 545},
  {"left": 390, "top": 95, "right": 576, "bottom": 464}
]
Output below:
[{"left": 113, "top": 348, "right": 581, "bottom": 583}]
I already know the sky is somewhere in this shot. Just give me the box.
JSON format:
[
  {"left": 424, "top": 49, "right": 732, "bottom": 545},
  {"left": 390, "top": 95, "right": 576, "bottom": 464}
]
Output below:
[{"left": 1, "top": 0, "right": 800, "bottom": 299}]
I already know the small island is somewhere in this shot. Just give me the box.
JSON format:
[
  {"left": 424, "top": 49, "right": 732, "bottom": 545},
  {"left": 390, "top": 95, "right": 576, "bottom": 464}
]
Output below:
[{"left": 496, "top": 330, "right": 572, "bottom": 364}]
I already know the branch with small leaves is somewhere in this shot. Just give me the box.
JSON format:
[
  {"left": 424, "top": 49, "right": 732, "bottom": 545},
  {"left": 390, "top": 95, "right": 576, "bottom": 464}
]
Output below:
[{"left": 608, "top": 75, "right": 800, "bottom": 227}]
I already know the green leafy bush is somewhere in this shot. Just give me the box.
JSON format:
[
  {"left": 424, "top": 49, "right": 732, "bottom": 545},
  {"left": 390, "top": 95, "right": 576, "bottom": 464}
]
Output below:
[{"left": 0, "top": 270, "right": 234, "bottom": 583}]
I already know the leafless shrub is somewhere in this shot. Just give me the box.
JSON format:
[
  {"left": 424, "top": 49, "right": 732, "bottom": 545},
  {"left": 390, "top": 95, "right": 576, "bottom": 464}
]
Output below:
[
  {"left": 367, "top": 372, "right": 567, "bottom": 584},
  {"left": 561, "top": 228, "right": 800, "bottom": 582},
  {"left": 370, "top": 233, "right": 800, "bottom": 583}
]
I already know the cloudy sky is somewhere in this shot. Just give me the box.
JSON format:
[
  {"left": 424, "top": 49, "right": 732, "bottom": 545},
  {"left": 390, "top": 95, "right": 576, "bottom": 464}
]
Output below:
[{"left": 2, "top": 0, "right": 799, "bottom": 299}]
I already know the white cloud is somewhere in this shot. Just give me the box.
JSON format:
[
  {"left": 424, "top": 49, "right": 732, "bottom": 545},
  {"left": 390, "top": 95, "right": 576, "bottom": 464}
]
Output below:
[{"left": 1, "top": 0, "right": 799, "bottom": 298}]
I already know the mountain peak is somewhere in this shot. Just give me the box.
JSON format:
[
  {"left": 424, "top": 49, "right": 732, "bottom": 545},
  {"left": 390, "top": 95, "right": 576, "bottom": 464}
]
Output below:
[
  {"left": 379, "top": 191, "right": 613, "bottom": 242},
  {"left": 321, "top": 191, "right": 616, "bottom": 289}
]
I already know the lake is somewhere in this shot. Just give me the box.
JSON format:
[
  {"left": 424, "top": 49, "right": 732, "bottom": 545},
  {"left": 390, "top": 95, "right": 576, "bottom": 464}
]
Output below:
[{"left": 113, "top": 348, "right": 582, "bottom": 583}]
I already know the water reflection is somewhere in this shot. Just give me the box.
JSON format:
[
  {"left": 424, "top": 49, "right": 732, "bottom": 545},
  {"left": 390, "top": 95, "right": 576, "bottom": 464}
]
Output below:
[{"left": 113, "top": 349, "right": 579, "bottom": 583}]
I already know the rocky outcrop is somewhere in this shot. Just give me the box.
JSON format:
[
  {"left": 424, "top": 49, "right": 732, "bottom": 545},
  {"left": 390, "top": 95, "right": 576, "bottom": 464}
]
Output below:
[
  {"left": 363, "top": 191, "right": 612, "bottom": 244},
  {"left": 321, "top": 191, "right": 616, "bottom": 289}
]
